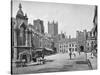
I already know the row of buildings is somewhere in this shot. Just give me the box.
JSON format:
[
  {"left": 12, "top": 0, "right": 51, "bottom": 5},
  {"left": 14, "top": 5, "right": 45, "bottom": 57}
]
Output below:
[
  {"left": 56, "top": 37, "right": 77, "bottom": 53},
  {"left": 56, "top": 6, "right": 97, "bottom": 54},
  {"left": 55, "top": 5, "right": 97, "bottom": 54},
  {"left": 56, "top": 29, "right": 97, "bottom": 54}
]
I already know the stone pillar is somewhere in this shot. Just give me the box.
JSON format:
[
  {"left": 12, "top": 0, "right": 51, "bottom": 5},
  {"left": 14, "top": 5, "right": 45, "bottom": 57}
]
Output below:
[
  {"left": 25, "top": 29, "right": 28, "bottom": 46},
  {"left": 13, "top": 29, "right": 17, "bottom": 62}
]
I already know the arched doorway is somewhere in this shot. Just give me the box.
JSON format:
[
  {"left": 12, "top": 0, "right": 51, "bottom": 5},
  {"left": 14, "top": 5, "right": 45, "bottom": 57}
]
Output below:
[
  {"left": 80, "top": 45, "right": 84, "bottom": 52},
  {"left": 19, "top": 50, "right": 31, "bottom": 63},
  {"left": 21, "top": 54, "right": 27, "bottom": 63}
]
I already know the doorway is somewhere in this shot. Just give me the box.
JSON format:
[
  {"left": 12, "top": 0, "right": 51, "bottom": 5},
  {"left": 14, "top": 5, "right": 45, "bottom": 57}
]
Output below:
[
  {"left": 22, "top": 54, "right": 27, "bottom": 63},
  {"left": 80, "top": 45, "right": 84, "bottom": 52}
]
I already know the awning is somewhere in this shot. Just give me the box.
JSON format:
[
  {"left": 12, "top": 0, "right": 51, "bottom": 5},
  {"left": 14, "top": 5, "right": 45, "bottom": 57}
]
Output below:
[
  {"left": 14, "top": 46, "right": 32, "bottom": 49},
  {"left": 44, "top": 47, "right": 53, "bottom": 51},
  {"left": 35, "top": 48, "right": 43, "bottom": 52}
]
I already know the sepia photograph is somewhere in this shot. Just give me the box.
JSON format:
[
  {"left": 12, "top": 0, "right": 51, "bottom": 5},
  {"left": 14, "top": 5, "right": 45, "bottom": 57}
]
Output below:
[{"left": 11, "top": 0, "right": 97, "bottom": 74}]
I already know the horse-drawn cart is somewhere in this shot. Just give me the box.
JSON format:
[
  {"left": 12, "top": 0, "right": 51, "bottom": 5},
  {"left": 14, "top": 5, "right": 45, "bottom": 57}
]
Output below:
[
  {"left": 32, "top": 48, "right": 45, "bottom": 65},
  {"left": 31, "top": 47, "right": 53, "bottom": 65}
]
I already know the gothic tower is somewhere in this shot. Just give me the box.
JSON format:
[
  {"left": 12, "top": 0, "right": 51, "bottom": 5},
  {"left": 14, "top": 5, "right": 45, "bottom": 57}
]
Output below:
[
  {"left": 48, "top": 21, "right": 58, "bottom": 37},
  {"left": 16, "top": 3, "right": 28, "bottom": 28}
]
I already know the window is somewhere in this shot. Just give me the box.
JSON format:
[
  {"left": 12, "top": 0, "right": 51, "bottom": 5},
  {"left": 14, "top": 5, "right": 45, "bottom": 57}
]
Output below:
[
  {"left": 66, "top": 45, "right": 68, "bottom": 47},
  {"left": 88, "top": 48, "right": 89, "bottom": 51},
  {"left": 20, "top": 32, "right": 23, "bottom": 37},
  {"left": 72, "top": 48, "right": 74, "bottom": 51},
  {"left": 60, "top": 45, "right": 61, "bottom": 48},
  {"left": 75, "top": 48, "right": 77, "bottom": 51},
  {"left": 72, "top": 43, "right": 74, "bottom": 47},
  {"left": 88, "top": 43, "right": 89, "bottom": 46},
  {"left": 69, "top": 48, "right": 71, "bottom": 51},
  {"left": 64, "top": 50, "right": 65, "bottom": 53},
  {"left": 64, "top": 45, "right": 65, "bottom": 47},
  {"left": 75, "top": 45, "right": 77, "bottom": 47}
]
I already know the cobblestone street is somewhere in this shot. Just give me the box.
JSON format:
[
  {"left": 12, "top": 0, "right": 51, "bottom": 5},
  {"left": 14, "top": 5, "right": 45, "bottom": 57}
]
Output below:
[{"left": 12, "top": 52, "right": 97, "bottom": 74}]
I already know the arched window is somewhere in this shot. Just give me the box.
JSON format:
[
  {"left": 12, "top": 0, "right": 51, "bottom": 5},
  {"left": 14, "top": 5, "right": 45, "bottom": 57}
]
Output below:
[{"left": 20, "top": 27, "right": 24, "bottom": 37}]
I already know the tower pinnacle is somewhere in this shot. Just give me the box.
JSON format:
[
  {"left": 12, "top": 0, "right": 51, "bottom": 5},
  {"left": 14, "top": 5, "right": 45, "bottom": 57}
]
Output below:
[
  {"left": 19, "top": 3, "right": 22, "bottom": 9},
  {"left": 16, "top": 3, "right": 24, "bottom": 16}
]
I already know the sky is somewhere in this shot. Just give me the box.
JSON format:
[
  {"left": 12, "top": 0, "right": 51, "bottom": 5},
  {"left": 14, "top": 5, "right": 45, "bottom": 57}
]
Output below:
[{"left": 12, "top": 0, "right": 95, "bottom": 38}]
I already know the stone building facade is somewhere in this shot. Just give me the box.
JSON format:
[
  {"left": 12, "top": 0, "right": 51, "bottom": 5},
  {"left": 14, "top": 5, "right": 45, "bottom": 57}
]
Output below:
[
  {"left": 76, "top": 29, "right": 97, "bottom": 52},
  {"left": 11, "top": 3, "right": 32, "bottom": 63},
  {"left": 86, "top": 6, "right": 97, "bottom": 53},
  {"left": 86, "top": 33, "right": 95, "bottom": 52},
  {"left": 11, "top": 3, "right": 53, "bottom": 64},
  {"left": 57, "top": 37, "right": 77, "bottom": 53},
  {"left": 67, "top": 38, "right": 77, "bottom": 53}
]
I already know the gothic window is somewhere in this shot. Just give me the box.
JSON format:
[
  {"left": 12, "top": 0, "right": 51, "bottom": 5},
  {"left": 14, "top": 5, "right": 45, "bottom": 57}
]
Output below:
[{"left": 20, "top": 27, "right": 24, "bottom": 37}]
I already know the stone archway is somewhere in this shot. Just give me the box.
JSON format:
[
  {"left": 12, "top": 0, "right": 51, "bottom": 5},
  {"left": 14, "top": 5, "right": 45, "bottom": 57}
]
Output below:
[
  {"left": 21, "top": 54, "right": 27, "bottom": 63},
  {"left": 19, "top": 51, "right": 31, "bottom": 63}
]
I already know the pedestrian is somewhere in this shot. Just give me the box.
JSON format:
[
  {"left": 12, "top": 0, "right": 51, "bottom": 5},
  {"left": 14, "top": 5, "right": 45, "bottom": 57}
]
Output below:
[
  {"left": 73, "top": 53, "right": 76, "bottom": 57},
  {"left": 91, "top": 52, "right": 93, "bottom": 59},
  {"left": 69, "top": 52, "right": 72, "bottom": 60}
]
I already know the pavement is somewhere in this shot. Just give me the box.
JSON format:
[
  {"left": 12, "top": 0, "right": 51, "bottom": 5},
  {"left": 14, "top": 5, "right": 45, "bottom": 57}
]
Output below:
[{"left": 12, "top": 52, "right": 97, "bottom": 74}]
